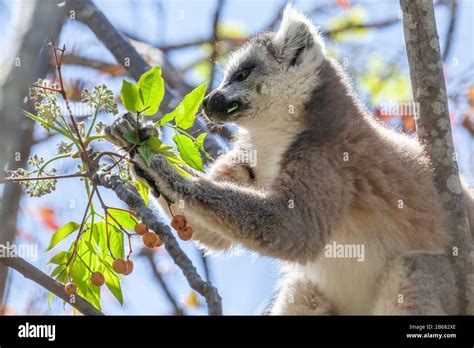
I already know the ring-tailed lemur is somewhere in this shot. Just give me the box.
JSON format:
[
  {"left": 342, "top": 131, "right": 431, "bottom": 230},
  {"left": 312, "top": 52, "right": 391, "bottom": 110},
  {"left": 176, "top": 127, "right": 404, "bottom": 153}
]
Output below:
[{"left": 105, "top": 5, "right": 474, "bottom": 314}]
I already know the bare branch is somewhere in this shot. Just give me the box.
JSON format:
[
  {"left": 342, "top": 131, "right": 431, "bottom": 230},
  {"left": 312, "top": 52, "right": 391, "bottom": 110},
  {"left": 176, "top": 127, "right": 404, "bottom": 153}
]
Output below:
[
  {"left": 209, "top": 0, "right": 226, "bottom": 89},
  {"left": 139, "top": 248, "right": 185, "bottom": 315},
  {"left": 442, "top": 0, "right": 458, "bottom": 61},
  {"left": 61, "top": 54, "right": 126, "bottom": 76},
  {"left": 321, "top": 17, "right": 401, "bottom": 37},
  {"left": 0, "top": 245, "right": 103, "bottom": 316},
  {"left": 199, "top": 249, "right": 211, "bottom": 282}
]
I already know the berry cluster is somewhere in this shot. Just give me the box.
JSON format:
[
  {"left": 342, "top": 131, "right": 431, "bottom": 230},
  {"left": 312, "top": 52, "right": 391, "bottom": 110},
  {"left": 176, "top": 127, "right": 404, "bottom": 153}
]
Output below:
[{"left": 171, "top": 215, "right": 193, "bottom": 241}]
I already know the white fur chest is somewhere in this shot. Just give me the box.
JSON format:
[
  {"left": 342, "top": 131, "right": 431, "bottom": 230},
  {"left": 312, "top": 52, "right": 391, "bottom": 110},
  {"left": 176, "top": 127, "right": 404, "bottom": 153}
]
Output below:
[
  {"left": 284, "top": 215, "right": 405, "bottom": 314},
  {"left": 241, "top": 117, "right": 301, "bottom": 188}
]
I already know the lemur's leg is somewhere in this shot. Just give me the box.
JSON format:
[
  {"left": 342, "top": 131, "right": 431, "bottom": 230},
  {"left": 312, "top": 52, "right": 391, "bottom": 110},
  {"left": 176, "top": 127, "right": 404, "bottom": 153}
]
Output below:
[
  {"left": 372, "top": 252, "right": 460, "bottom": 314},
  {"left": 270, "top": 279, "right": 334, "bottom": 315}
]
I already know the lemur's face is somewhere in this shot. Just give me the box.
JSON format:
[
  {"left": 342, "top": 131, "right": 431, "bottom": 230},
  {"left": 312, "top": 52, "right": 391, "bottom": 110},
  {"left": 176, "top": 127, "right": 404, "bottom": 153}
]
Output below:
[{"left": 202, "top": 5, "right": 326, "bottom": 126}]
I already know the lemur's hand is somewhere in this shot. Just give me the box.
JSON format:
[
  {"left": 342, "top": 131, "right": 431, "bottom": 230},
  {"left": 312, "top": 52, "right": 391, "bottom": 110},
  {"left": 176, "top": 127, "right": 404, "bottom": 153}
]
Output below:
[
  {"left": 104, "top": 112, "right": 163, "bottom": 198},
  {"left": 104, "top": 112, "right": 160, "bottom": 151}
]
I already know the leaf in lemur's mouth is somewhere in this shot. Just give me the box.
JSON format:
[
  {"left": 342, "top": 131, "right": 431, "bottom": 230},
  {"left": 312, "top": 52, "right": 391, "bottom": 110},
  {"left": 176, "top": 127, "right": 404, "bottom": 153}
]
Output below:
[{"left": 227, "top": 103, "right": 239, "bottom": 114}]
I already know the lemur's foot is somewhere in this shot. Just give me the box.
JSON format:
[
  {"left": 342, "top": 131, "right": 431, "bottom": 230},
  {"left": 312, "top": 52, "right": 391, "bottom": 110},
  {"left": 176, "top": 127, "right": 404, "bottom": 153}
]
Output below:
[{"left": 104, "top": 112, "right": 160, "bottom": 149}]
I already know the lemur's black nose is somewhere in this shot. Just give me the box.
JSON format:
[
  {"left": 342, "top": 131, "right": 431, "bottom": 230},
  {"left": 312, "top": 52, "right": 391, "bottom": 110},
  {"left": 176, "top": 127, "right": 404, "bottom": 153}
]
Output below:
[{"left": 202, "top": 91, "right": 239, "bottom": 117}]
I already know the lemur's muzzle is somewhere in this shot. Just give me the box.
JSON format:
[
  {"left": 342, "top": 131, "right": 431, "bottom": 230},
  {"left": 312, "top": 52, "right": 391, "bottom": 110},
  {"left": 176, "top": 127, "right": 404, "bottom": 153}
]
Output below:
[{"left": 202, "top": 91, "right": 241, "bottom": 119}]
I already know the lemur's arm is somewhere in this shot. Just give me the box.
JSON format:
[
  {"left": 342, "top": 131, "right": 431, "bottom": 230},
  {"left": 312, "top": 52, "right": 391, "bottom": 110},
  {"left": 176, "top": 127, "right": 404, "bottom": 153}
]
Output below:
[
  {"left": 105, "top": 113, "right": 255, "bottom": 252},
  {"left": 154, "top": 147, "right": 256, "bottom": 252},
  {"left": 131, "top": 153, "right": 324, "bottom": 262},
  {"left": 105, "top": 113, "right": 339, "bottom": 261}
]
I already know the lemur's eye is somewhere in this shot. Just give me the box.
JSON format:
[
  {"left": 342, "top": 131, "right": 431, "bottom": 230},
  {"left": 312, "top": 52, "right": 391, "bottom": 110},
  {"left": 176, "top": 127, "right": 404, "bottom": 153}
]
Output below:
[{"left": 233, "top": 66, "right": 253, "bottom": 82}]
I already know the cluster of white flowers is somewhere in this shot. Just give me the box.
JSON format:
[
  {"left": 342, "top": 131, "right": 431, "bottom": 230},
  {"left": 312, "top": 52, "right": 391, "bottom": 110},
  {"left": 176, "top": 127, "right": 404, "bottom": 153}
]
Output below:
[{"left": 81, "top": 84, "right": 119, "bottom": 115}]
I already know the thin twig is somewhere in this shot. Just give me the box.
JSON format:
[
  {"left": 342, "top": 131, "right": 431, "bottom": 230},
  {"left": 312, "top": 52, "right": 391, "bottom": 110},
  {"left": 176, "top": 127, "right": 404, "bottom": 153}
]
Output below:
[
  {"left": 66, "top": 186, "right": 96, "bottom": 271},
  {"left": 140, "top": 248, "right": 185, "bottom": 315},
  {"left": 442, "top": 0, "right": 458, "bottom": 61},
  {"left": 209, "top": 0, "right": 226, "bottom": 89},
  {"left": 0, "top": 172, "right": 86, "bottom": 183}
]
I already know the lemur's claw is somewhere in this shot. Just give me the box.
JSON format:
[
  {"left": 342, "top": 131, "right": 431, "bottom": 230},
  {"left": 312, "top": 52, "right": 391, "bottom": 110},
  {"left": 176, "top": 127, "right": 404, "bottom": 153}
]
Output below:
[{"left": 104, "top": 112, "right": 160, "bottom": 149}]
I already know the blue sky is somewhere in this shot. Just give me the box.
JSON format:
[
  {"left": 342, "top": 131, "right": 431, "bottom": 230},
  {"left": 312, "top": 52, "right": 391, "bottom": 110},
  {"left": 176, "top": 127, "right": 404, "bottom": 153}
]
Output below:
[{"left": 1, "top": 0, "right": 473, "bottom": 315}]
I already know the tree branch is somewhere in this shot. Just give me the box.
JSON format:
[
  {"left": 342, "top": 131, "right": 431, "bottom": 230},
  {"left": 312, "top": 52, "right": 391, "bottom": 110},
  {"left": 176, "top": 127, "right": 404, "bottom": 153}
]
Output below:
[
  {"left": 442, "top": 0, "right": 458, "bottom": 61},
  {"left": 93, "top": 171, "right": 222, "bottom": 315},
  {"left": 0, "top": 245, "right": 103, "bottom": 316},
  {"left": 139, "top": 248, "right": 185, "bottom": 315},
  {"left": 400, "top": 0, "right": 474, "bottom": 314},
  {"left": 61, "top": 54, "right": 126, "bottom": 76},
  {"left": 209, "top": 0, "right": 226, "bottom": 89}
]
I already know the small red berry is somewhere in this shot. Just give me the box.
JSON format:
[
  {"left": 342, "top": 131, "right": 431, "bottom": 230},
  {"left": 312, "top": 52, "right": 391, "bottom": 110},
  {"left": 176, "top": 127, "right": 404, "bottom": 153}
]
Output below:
[
  {"left": 64, "top": 282, "right": 77, "bottom": 295},
  {"left": 90, "top": 272, "right": 105, "bottom": 287},
  {"left": 171, "top": 215, "right": 187, "bottom": 231},
  {"left": 142, "top": 232, "right": 159, "bottom": 248},
  {"left": 177, "top": 226, "right": 193, "bottom": 241},
  {"left": 134, "top": 222, "right": 148, "bottom": 235},
  {"left": 123, "top": 260, "right": 134, "bottom": 275},
  {"left": 112, "top": 259, "right": 128, "bottom": 274}
]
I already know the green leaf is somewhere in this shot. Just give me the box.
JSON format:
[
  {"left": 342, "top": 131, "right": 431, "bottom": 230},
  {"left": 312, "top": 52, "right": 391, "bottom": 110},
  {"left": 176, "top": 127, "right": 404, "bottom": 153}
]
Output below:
[
  {"left": 92, "top": 221, "right": 108, "bottom": 254},
  {"left": 138, "top": 143, "right": 153, "bottom": 166},
  {"left": 85, "top": 283, "right": 102, "bottom": 311},
  {"left": 50, "top": 264, "right": 66, "bottom": 278},
  {"left": 108, "top": 209, "right": 137, "bottom": 230},
  {"left": 48, "top": 292, "right": 54, "bottom": 309},
  {"left": 137, "top": 66, "right": 165, "bottom": 116},
  {"left": 23, "top": 110, "right": 76, "bottom": 141},
  {"left": 162, "top": 83, "right": 207, "bottom": 129},
  {"left": 146, "top": 136, "right": 162, "bottom": 153},
  {"left": 48, "top": 251, "right": 70, "bottom": 265},
  {"left": 102, "top": 256, "right": 123, "bottom": 305},
  {"left": 175, "top": 83, "right": 207, "bottom": 129},
  {"left": 172, "top": 133, "right": 203, "bottom": 171},
  {"left": 121, "top": 80, "right": 144, "bottom": 113},
  {"left": 69, "top": 244, "right": 102, "bottom": 311},
  {"left": 135, "top": 180, "right": 149, "bottom": 207},
  {"left": 123, "top": 131, "right": 139, "bottom": 144},
  {"left": 196, "top": 133, "right": 207, "bottom": 150},
  {"left": 108, "top": 224, "right": 125, "bottom": 259},
  {"left": 165, "top": 152, "right": 187, "bottom": 165},
  {"left": 169, "top": 161, "right": 193, "bottom": 178},
  {"left": 46, "top": 222, "right": 80, "bottom": 251},
  {"left": 157, "top": 111, "right": 175, "bottom": 125},
  {"left": 55, "top": 268, "right": 69, "bottom": 283},
  {"left": 70, "top": 260, "right": 87, "bottom": 289}
]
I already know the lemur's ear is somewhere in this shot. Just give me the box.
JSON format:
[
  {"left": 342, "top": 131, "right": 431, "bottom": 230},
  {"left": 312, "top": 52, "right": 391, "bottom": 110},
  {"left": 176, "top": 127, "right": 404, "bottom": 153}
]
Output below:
[{"left": 273, "top": 4, "right": 325, "bottom": 67}]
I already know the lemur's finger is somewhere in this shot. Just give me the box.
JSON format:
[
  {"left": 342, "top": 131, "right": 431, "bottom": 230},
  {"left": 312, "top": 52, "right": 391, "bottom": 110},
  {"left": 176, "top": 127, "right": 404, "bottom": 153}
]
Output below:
[
  {"left": 104, "top": 125, "right": 130, "bottom": 148},
  {"left": 122, "top": 112, "right": 139, "bottom": 129},
  {"left": 104, "top": 112, "right": 138, "bottom": 147},
  {"left": 104, "top": 112, "right": 161, "bottom": 150},
  {"left": 138, "top": 123, "right": 160, "bottom": 141}
]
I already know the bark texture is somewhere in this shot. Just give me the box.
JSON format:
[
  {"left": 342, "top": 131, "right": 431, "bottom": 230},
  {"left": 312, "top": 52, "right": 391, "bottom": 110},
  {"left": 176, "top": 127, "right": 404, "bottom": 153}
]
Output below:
[{"left": 400, "top": 0, "right": 474, "bottom": 314}]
